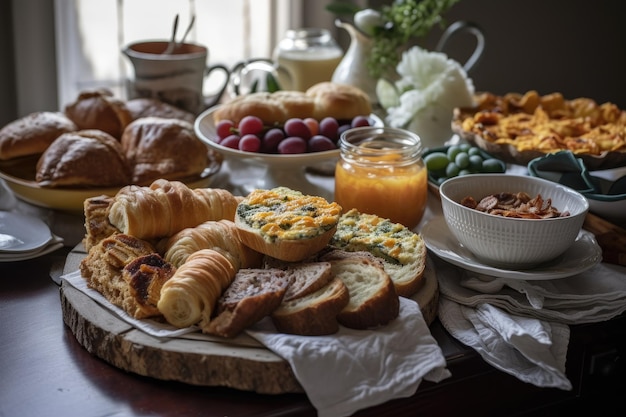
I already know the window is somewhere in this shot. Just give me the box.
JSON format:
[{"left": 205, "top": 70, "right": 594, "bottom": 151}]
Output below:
[{"left": 53, "top": 0, "right": 304, "bottom": 108}]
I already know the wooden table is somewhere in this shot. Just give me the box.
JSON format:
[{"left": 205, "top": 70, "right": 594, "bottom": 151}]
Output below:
[{"left": 2, "top": 246, "right": 625, "bottom": 417}]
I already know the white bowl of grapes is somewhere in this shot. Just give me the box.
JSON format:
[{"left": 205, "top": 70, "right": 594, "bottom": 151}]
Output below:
[{"left": 194, "top": 106, "right": 381, "bottom": 197}]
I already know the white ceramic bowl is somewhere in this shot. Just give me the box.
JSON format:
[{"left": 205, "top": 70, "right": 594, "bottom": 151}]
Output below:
[{"left": 439, "top": 174, "right": 589, "bottom": 269}]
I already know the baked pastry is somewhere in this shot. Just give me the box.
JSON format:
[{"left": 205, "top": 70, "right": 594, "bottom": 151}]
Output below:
[
  {"left": 163, "top": 219, "right": 263, "bottom": 270},
  {"left": 205, "top": 268, "right": 292, "bottom": 338},
  {"left": 83, "top": 195, "right": 117, "bottom": 251},
  {"left": 108, "top": 179, "right": 241, "bottom": 239},
  {"left": 329, "top": 208, "right": 427, "bottom": 297},
  {"left": 122, "top": 253, "right": 177, "bottom": 318},
  {"left": 35, "top": 129, "right": 132, "bottom": 187},
  {"left": 0, "top": 111, "right": 77, "bottom": 160},
  {"left": 120, "top": 116, "right": 209, "bottom": 184},
  {"left": 306, "top": 82, "right": 372, "bottom": 121},
  {"left": 271, "top": 277, "right": 349, "bottom": 336},
  {"left": 125, "top": 98, "right": 195, "bottom": 123},
  {"left": 330, "top": 256, "right": 399, "bottom": 329},
  {"left": 79, "top": 233, "right": 157, "bottom": 317},
  {"left": 64, "top": 89, "right": 133, "bottom": 139},
  {"left": 157, "top": 249, "right": 236, "bottom": 328},
  {"left": 212, "top": 82, "right": 371, "bottom": 125},
  {"left": 234, "top": 186, "right": 342, "bottom": 262}
]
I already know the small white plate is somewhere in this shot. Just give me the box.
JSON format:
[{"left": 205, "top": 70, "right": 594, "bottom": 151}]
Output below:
[
  {"left": 421, "top": 216, "right": 602, "bottom": 280},
  {"left": 0, "top": 211, "right": 53, "bottom": 253},
  {"left": 0, "top": 235, "right": 64, "bottom": 262}
]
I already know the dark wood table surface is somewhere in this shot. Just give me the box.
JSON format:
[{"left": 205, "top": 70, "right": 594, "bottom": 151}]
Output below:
[{"left": 2, "top": 245, "right": 625, "bottom": 417}]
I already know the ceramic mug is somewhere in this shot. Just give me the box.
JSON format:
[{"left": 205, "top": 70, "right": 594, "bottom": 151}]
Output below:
[{"left": 122, "top": 41, "right": 230, "bottom": 114}]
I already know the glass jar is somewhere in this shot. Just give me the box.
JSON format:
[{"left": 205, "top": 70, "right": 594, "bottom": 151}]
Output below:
[
  {"left": 335, "top": 127, "right": 428, "bottom": 229},
  {"left": 273, "top": 28, "right": 343, "bottom": 91}
]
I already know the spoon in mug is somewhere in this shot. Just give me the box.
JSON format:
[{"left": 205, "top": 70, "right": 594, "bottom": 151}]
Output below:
[
  {"left": 162, "top": 14, "right": 179, "bottom": 54},
  {"left": 176, "top": 15, "right": 196, "bottom": 50}
]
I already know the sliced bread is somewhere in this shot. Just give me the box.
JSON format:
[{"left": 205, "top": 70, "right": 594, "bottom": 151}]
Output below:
[
  {"left": 205, "top": 268, "right": 292, "bottom": 338},
  {"left": 271, "top": 277, "right": 350, "bottom": 336},
  {"left": 234, "top": 187, "right": 341, "bottom": 262},
  {"left": 330, "top": 208, "right": 427, "bottom": 297},
  {"left": 330, "top": 256, "right": 400, "bottom": 329}
]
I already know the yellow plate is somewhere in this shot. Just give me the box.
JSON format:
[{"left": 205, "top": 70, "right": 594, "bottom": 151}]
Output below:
[{"left": 0, "top": 154, "right": 222, "bottom": 214}]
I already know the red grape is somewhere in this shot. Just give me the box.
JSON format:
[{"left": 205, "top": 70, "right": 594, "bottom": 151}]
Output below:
[
  {"left": 303, "top": 117, "right": 319, "bottom": 136},
  {"left": 308, "top": 135, "right": 336, "bottom": 152},
  {"left": 278, "top": 137, "right": 307, "bottom": 154},
  {"left": 319, "top": 117, "right": 339, "bottom": 141},
  {"left": 262, "top": 128, "right": 285, "bottom": 153},
  {"left": 216, "top": 119, "right": 235, "bottom": 140},
  {"left": 238, "top": 115, "right": 264, "bottom": 135},
  {"left": 284, "top": 118, "right": 311, "bottom": 140},
  {"left": 239, "top": 134, "right": 261, "bottom": 152},
  {"left": 221, "top": 134, "right": 241, "bottom": 149},
  {"left": 351, "top": 115, "right": 371, "bottom": 128}
]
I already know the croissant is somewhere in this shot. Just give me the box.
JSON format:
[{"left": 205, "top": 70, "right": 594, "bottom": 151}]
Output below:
[
  {"left": 108, "top": 179, "right": 242, "bottom": 239},
  {"left": 157, "top": 249, "right": 236, "bottom": 328},
  {"left": 163, "top": 219, "right": 263, "bottom": 270}
]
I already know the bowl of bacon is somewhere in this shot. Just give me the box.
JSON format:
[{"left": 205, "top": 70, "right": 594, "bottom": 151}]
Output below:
[{"left": 439, "top": 174, "right": 589, "bottom": 268}]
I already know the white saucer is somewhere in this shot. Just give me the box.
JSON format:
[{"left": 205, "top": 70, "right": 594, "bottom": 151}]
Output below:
[
  {"left": 0, "top": 211, "right": 53, "bottom": 253},
  {"left": 0, "top": 235, "right": 64, "bottom": 262},
  {"left": 421, "top": 216, "right": 602, "bottom": 280}
]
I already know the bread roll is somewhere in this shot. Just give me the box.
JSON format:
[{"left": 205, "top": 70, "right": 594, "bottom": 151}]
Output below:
[
  {"left": 306, "top": 82, "right": 372, "bottom": 121},
  {"left": 120, "top": 116, "right": 209, "bottom": 184},
  {"left": 212, "top": 82, "right": 371, "bottom": 125},
  {"left": 65, "top": 89, "right": 133, "bottom": 139},
  {"left": 0, "top": 111, "right": 77, "bottom": 160},
  {"left": 35, "top": 129, "right": 132, "bottom": 187},
  {"left": 234, "top": 187, "right": 342, "bottom": 262},
  {"left": 108, "top": 179, "right": 241, "bottom": 239},
  {"left": 126, "top": 98, "right": 195, "bottom": 123}
]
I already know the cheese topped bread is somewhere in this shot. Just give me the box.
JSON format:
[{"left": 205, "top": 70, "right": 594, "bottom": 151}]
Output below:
[
  {"left": 329, "top": 208, "right": 427, "bottom": 297},
  {"left": 235, "top": 187, "right": 342, "bottom": 262}
]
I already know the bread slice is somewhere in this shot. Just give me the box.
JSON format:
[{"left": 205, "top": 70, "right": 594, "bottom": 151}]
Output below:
[
  {"left": 261, "top": 258, "right": 335, "bottom": 302},
  {"left": 234, "top": 187, "right": 341, "bottom": 262},
  {"left": 330, "top": 256, "right": 400, "bottom": 329},
  {"left": 205, "top": 268, "right": 292, "bottom": 338},
  {"left": 271, "top": 277, "right": 349, "bottom": 336},
  {"left": 330, "top": 208, "right": 427, "bottom": 297}
]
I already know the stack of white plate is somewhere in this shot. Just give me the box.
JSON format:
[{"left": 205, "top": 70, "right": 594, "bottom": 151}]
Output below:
[{"left": 0, "top": 211, "right": 64, "bottom": 262}]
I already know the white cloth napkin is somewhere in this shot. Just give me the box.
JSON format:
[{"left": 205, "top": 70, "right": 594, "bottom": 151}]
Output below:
[
  {"left": 434, "top": 256, "right": 626, "bottom": 390},
  {"left": 62, "top": 270, "right": 450, "bottom": 417}
]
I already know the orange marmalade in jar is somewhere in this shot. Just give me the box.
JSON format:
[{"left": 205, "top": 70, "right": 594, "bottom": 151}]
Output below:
[{"left": 335, "top": 126, "right": 428, "bottom": 229}]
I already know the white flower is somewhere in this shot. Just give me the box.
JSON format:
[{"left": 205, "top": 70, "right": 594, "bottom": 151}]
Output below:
[{"left": 378, "top": 46, "right": 475, "bottom": 129}]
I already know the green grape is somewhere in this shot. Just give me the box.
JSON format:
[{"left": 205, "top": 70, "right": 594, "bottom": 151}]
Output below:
[
  {"left": 483, "top": 158, "right": 505, "bottom": 173},
  {"left": 455, "top": 152, "right": 470, "bottom": 169},
  {"left": 446, "top": 145, "right": 462, "bottom": 161},
  {"left": 445, "top": 162, "right": 460, "bottom": 178},
  {"left": 424, "top": 152, "right": 449, "bottom": 171},
  {"left": 468, "top": 154, "right": 484, "bottom": 172}
]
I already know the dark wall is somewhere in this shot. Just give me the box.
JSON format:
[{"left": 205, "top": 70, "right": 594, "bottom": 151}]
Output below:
[
  {"left": 0, "top": 1, "right": 17, "bottom": 126},
  {"left": 374, "top": 0, "right": 626, "bottom": 108}
]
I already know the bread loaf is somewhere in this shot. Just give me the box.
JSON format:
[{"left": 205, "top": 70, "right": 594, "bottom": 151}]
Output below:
[
  {"left": 120, "top": 117, "right": 209, "bottom": 184},
  {"left": 157, "top": 249, "right": 236, "bottom": 328},
  {"left": 330, "top": 208, "right": 427, "bottom": 297},
  {"left": 212, "top": 82, "right": 371, "bottom": 125},
  {"left": 108, "top": 179, "right": 241, "bottom": 239},
  {"left": 0, "top": 111, "right": 77, "bottom": 160},
  {"left": 35, "top": 129, "right": 132, "bottom": 187},
  {"left": 83, "top": 195, "right": 117, "bottom": 251},
  {"left": 64, "top": 89, "right": 133, "bottom": 139},
  {"left": 234, "top": 187, "right": 342, "bottom": 262}
]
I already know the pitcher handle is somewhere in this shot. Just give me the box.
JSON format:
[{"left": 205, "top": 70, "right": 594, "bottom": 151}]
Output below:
[
  {"left": 204, "top": 64, "right": 230, "bottom": 108},
  {"left": 435, "top": 21, "right": 485, "bottom": 73}
]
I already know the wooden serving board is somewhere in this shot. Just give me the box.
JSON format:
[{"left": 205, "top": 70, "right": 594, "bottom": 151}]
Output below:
[{"left": 60, "top": 247, "right": 439, "bottom": 394}]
